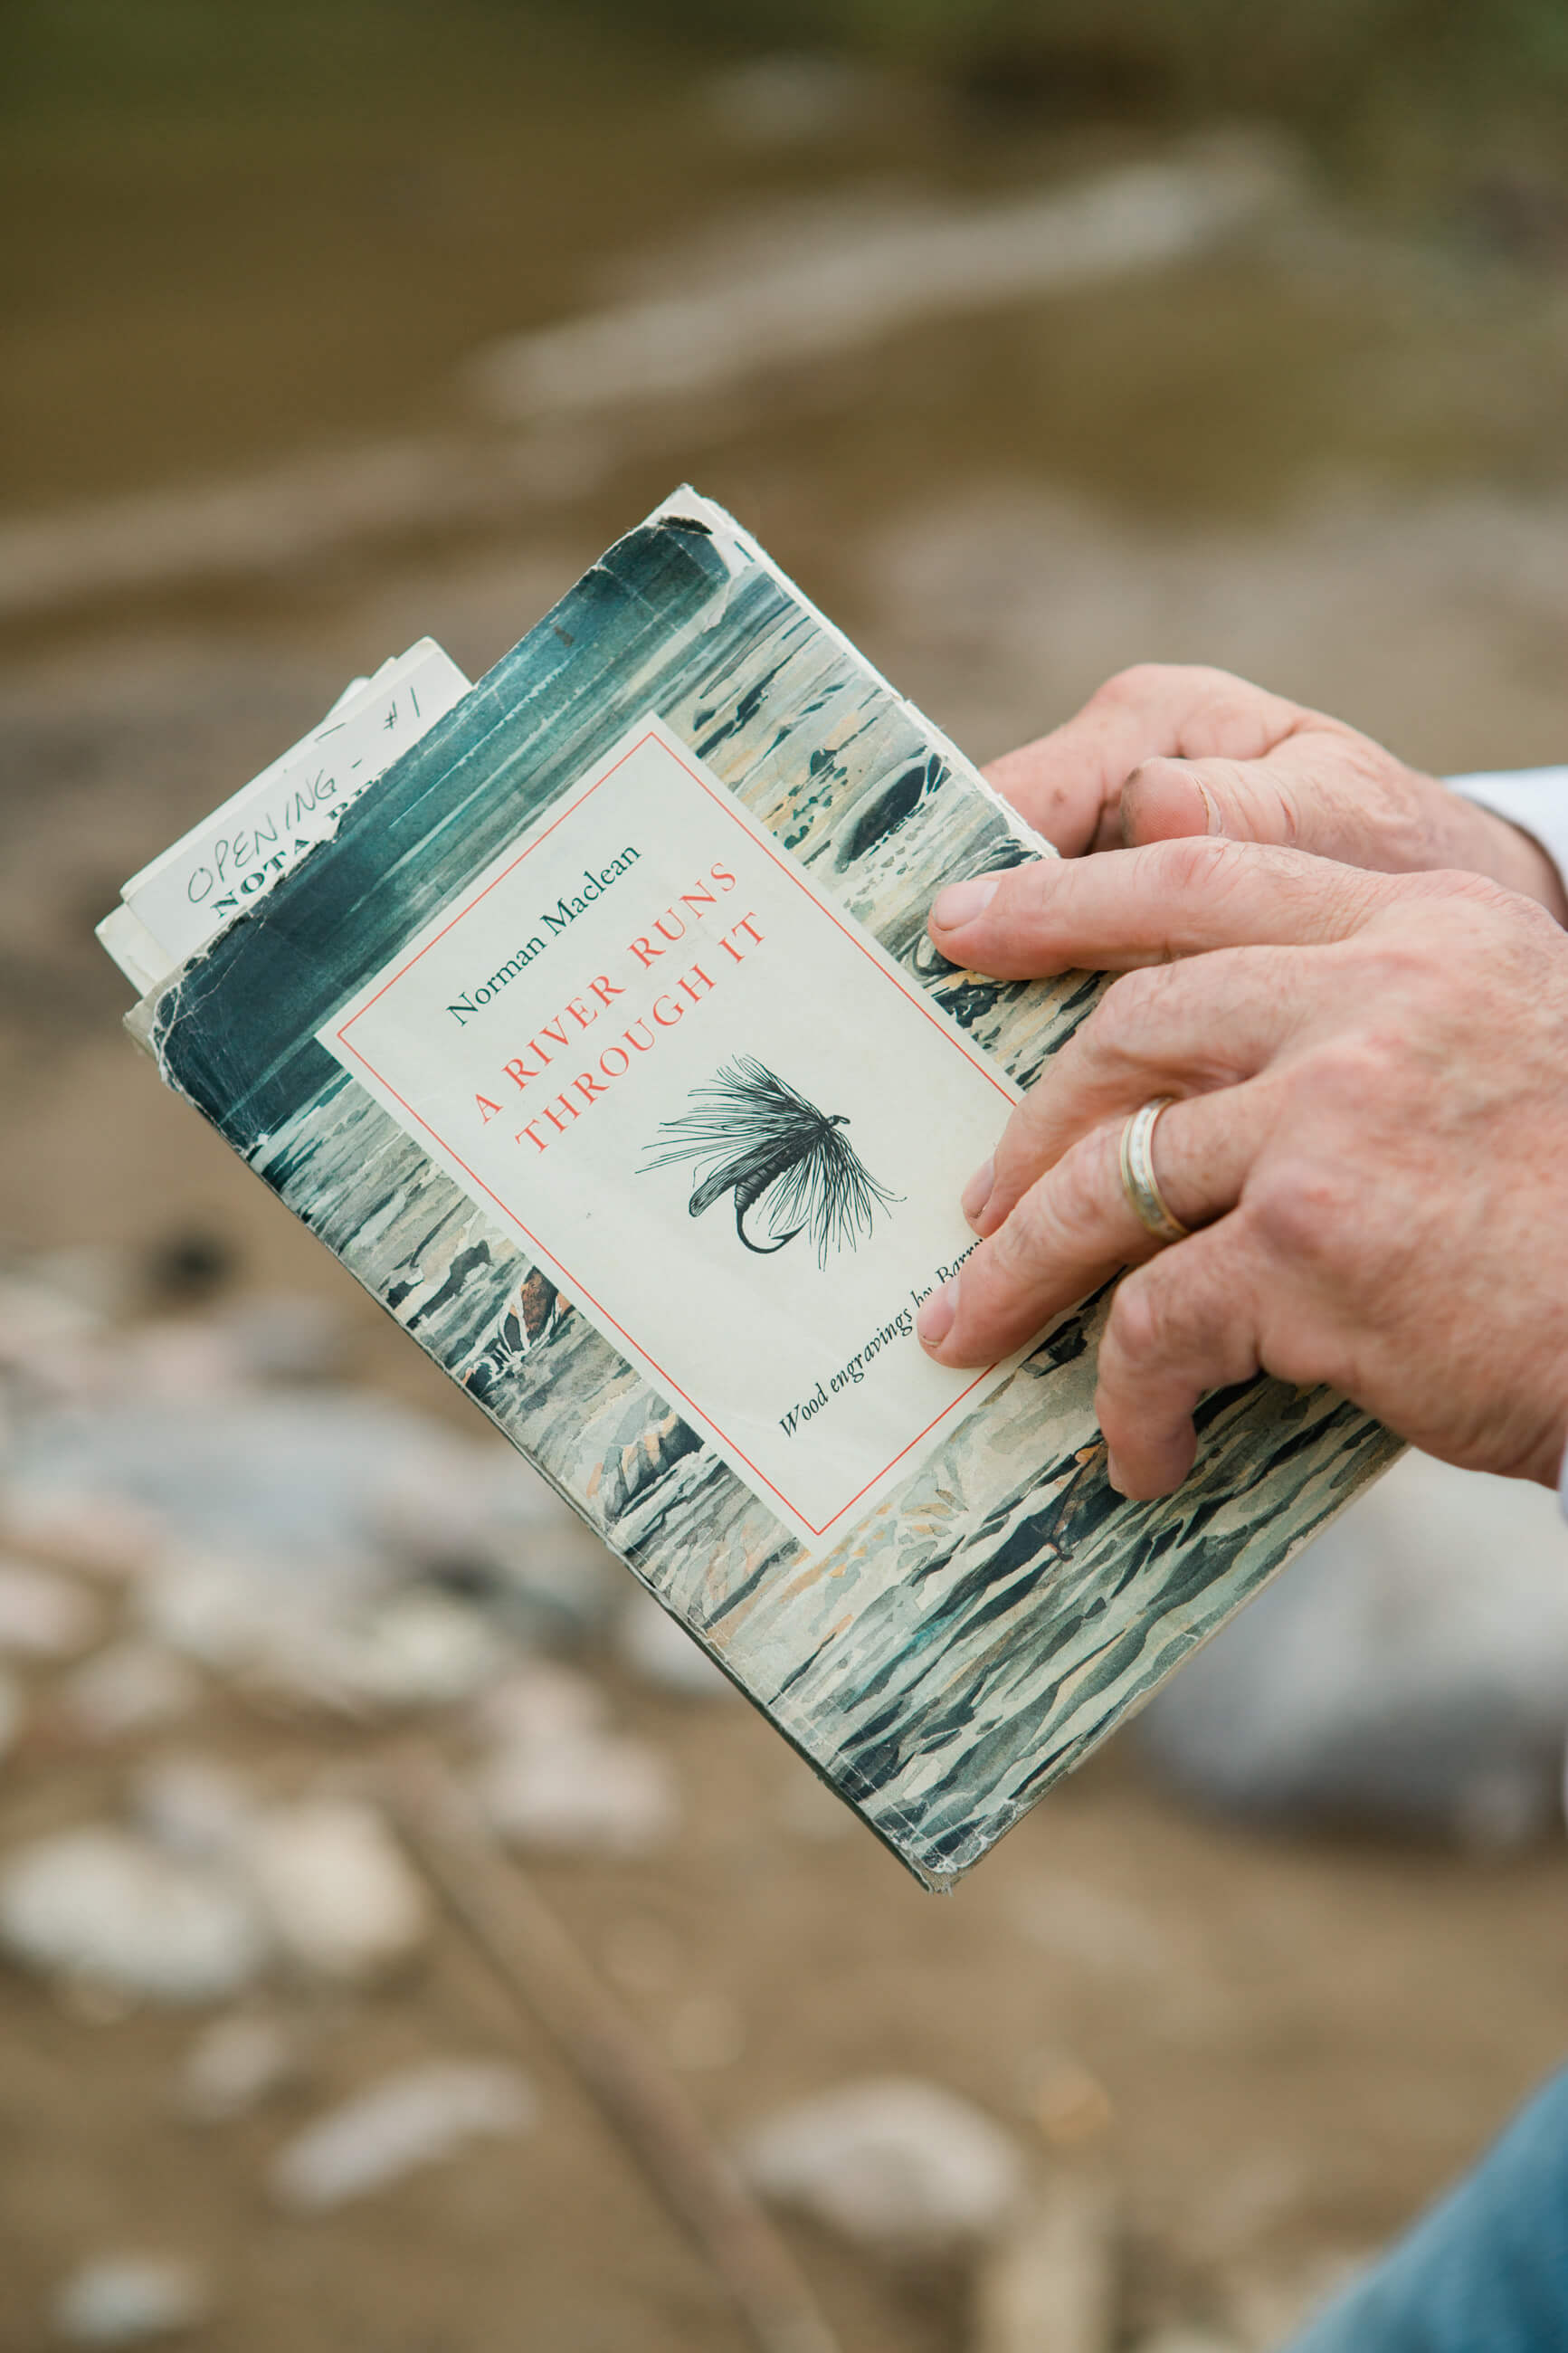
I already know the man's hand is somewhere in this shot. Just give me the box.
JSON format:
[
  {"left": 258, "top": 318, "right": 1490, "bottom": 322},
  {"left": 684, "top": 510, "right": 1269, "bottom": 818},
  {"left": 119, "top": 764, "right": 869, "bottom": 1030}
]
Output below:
[
  {"left": 919, "top": 841, "right": 1568, "bottom": 1499},
  {"left": 986, "top": 662, "right": 1567, "bottom": 922}
]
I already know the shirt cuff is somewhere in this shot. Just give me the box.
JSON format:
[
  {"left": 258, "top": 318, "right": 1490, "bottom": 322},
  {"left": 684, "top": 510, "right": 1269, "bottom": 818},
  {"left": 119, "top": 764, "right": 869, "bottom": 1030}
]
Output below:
[
  {"left": 1447, "top": 767, "right": 1568, "bottom": 901},
  {"left": 1449, "top": 768, "right": 1568, "bottom": 1515}
]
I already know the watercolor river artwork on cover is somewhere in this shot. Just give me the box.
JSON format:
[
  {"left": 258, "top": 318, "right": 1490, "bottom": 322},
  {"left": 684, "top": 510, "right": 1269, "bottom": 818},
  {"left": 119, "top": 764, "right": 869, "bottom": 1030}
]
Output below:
[{"left": 142, "top": 493, "right": 1399, "bottom": 1887}]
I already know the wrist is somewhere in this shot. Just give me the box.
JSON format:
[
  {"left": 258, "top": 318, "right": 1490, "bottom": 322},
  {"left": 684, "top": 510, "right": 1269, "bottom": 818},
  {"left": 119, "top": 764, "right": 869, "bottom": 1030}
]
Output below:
[
  {"left": 1445, "top": 790, "right": 1568, "bottom": 921},
  {"left": 1486, "top": 813, "right": 1568, "bottom": 923},
  {"left": 1440, "top": 770, "right": 1568, "bottom": 922}
]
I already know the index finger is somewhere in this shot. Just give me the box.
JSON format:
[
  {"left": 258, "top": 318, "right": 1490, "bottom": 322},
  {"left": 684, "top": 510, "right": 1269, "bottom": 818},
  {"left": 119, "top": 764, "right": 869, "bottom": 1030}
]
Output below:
[
  {"left": 928, "top": 836, "right": 1399, "bottom": 978},
  {"left": 983, "top": 664, "right": 1302, "bottom": 854}
]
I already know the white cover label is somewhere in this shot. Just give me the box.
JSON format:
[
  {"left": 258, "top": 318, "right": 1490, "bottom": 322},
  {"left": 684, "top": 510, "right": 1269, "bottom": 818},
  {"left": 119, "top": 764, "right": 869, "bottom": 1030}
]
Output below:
[
  {"left": 127, "top": 643, "right": 470, "bottom": 966},
  {"left": 321, "top": 719, "right": 1022, "bottom": 1549}
]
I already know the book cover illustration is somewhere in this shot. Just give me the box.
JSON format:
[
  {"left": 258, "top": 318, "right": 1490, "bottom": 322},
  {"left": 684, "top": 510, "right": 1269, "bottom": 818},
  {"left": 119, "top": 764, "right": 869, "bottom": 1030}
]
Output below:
[
  {"left": 131, "top": 491, "right": 1398, "bottom": 1887},
  {"left": 641, "top": 1057, "right": 900, "bottom": 1263}
]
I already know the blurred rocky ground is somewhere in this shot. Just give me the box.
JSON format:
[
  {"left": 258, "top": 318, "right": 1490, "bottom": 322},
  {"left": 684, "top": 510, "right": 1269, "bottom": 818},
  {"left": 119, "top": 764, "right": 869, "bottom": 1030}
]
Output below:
[
  {"left": 6, "top": 11, "right": 1568, "bottom": 2349},
  {"left": 1, "top": 1243, "right": 1566, "bottom": 2353}
]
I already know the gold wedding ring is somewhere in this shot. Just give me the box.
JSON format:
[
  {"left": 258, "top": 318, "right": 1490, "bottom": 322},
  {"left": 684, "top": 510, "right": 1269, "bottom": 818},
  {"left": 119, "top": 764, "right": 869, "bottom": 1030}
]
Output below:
[{"left": 1118, "top": 1096, "right": 1190, "bottom": 1245}]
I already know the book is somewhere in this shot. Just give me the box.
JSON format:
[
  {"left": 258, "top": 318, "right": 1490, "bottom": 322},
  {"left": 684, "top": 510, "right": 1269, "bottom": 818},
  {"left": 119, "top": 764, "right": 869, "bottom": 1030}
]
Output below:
[
  {"left": 98, "top": 639, "right": 472, "bottom": 993},
  {"left": 99, "top": 489, "right": 1399, "bottom": 1889}
]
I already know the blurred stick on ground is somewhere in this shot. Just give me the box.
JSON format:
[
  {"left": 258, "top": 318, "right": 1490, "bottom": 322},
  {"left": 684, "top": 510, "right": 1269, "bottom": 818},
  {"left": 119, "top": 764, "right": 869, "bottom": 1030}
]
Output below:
[
  {"left": 971, "top": 2171, "right": 1117, "bottom": 2353},
  {"left": 386, "top": 1742, "right": 842, "bottom": 2353}
]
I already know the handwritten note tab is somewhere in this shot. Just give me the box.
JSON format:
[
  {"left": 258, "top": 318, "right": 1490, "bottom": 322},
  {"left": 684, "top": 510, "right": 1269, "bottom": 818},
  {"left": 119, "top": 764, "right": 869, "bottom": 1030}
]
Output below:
[{"left": 122, "top": 640, "right": 470, "bottom": 969}]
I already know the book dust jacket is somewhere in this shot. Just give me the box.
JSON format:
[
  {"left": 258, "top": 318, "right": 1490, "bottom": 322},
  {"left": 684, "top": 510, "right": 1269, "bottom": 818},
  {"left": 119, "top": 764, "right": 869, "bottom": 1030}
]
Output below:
[{"left": 121, "top": 491, "right": 1398, "bottom": 1887}]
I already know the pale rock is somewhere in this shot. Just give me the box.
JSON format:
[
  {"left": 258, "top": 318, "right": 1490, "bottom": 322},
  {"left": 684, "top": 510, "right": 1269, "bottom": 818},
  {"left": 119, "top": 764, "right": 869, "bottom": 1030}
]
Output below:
[
  {"left": 1139, "top": 1451, "right": 1568, "bottom": 1848},
  {"left": 413, "top": 1519, "right": 620, "bottom": 1650},
  {"left": 0, "top": 1559, "right": 98, "bottom": 1657},
  {"left": 1, "top": 1493, "right": 166, "bottom": 1582},
  {"left": 130, "top": 1756, "right": 256, "bottom": 1862},
  {"left": 615, "top": 1587, "right": 736, "bottom": 1699},
  {"left": 481, "top": 1519, "right": 621, "bottom": 1642},
  {"left": 30, "top": 1245, "right": 137, "bottom": 1324},
  {"left": 738, "top": 2078, "right": 1026, "bottom": 2261},
  {"left": 60, "top": 1643, "right": 202, "bottom": 1741},
  {"left": 477, "top": 1659, "right": 608, "bottom": 1748},
  {"left": 438, "top": 1454, "right": 621, "bottom": 1643},
  {"left": 480, "top": 1728, "right": 677, "bottom": 1858},
  {"left": 0, "top": 1266, "right": 103, "bottom": 1367},
  {"left": 241, "top": 1799, "right": 428, "bottom": 1981},
  {"left": 119, "top": 1320, "right": 250, "bottom": 1406},
  {"left": 17, "top": 1391, "right": 469, "bottom": 1597},
  {"left": 11, "top": 1387, "right": 610, "bottom": 1672},
  {"left": 139, "top": 1553, "right": 497, "bottom": 1711},
  {"left": 138, "top": 1551, "right": 282, "bottom": 1674},
  {"left": 51, "top": 2253, "right": 209, "bottom": 2343},
  {"left": 270, "top": 2059, "right": 537, "bottom": 2210},
  {"left": 476, "top": 1660, "right": 678, "bottom": 1857},
  {"left": 178, "top": 2011, "right": 305, "bottom": 2122},
  {"left": 220, "top": 1294, "right": 345, "bottom": 1382},
  {"left": 0, "top": 1827, "right": 268, "bottom": 2003},
  {"left": 373, "top": 1443, "right": 573, "bottom": 1566},
  {"left": 314, "top": 1591, "right": 508, "bottom": 1710}
]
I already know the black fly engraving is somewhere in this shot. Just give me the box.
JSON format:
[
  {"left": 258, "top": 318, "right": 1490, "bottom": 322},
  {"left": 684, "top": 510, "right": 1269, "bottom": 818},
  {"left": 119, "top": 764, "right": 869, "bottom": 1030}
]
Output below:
[{"left": 639, "top": 1057, "right": 899, "bottom": 1267}]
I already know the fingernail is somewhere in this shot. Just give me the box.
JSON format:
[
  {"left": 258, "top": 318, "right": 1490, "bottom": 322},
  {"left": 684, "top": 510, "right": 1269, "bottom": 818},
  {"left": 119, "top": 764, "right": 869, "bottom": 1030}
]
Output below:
[
  {"left": 962, "top": 1157, "right": 994, "bottom": 1224},
  {"left": 931, "top": 874, "right": 1001, "bottom": 930},
  {"left": 917, "top": 1276, "right": 959, "bottom": 1350},
  {"left": 1105, "top": 1451, "right": 1128, "bottom": 1495}
]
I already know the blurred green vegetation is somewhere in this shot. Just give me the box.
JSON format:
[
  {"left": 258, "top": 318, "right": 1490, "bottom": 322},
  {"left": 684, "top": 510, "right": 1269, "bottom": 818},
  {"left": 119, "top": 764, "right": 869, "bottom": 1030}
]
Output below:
[
  {"left": 1, "top": 0, "right": 676, "bottom": 135},
  {"left": 7, "top": 0, "right": 1568, "bottom": 520},
  {"left": 9, "top": 0, "right": 1568, "bottom": 167},
  {"left": 0, "top": 3, "right": 711, "bottom": 509},
  {"left": 607, "top": 0, "right": 1568, "bottom": 193}
]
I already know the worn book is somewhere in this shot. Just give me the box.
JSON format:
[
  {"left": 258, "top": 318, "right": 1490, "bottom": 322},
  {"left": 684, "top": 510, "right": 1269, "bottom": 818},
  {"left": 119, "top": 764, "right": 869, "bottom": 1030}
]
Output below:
[{"left": 98, "top": 490, "right": 1398, "bottom": 1888}]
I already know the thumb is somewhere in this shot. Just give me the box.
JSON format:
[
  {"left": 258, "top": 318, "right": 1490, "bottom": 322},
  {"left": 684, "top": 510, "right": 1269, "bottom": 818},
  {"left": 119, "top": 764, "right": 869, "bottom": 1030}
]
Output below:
[{"left": 1120, "top": 753, "right": 1314, "bottom": 853}]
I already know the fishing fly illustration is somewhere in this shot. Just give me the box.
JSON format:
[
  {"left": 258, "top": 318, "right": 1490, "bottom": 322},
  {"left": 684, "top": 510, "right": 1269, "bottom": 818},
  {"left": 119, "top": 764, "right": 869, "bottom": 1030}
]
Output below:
[{"left": 639, "top": 1057, "right": 899, "bottom": 1267}]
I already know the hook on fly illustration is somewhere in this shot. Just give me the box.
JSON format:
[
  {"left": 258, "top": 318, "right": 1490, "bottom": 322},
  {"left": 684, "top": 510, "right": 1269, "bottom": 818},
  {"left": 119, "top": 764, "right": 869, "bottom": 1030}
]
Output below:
[{"left": 639, "top": 1057, "right": 899, "bottom": 1266}]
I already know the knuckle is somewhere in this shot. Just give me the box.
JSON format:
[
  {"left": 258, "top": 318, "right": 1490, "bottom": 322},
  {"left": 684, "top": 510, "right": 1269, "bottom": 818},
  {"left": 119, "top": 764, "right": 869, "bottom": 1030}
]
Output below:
[
  {"left": 1390, "top": 865, "right": 1551, "bottom": 938},
  {"left": 990, "top": 1119, "right": 1052, "bottom": 1209},
  {"left": 1099, "top": 661, "right": 1241, "bottom": 710},
  {"left": 1258, "top": 1321, "right": 1346, "bottom": 1394},
  {"left": 994, "top": 1130, "right": 1117, "bottom": 1273},
  {"left": 1104, "top": 1272, "right": 1167, "bottom": 1367},
  {"left": 1246, "top": 1157, "right": 1352, "bottom": 1266},
  {"left": 995, "top": 1097, "right": 1044, "bottom": 1167},
  {"left": 1087, "top": 964, "right": 1173, "bottom": 1059},
  {"left": 1293, "top": 1028, "right": 1405, "bottom": 1118},
  {"left": 1404, "top": 865, "right": 1510, "bottom": 911},
  {"left": 991, "top": 1181, "right": 1056, "bottom": 1279},
  {"left": 1149, "top": 832, "right": 1259, "bottom": 899},
  {"left": 1051, "top": 1128, "right": 1120, "bottom": 1246},
  {"left": 1097, "top": 662, "right": 1177, "bottom": 707},
  {"left": 1336, "top": 922, "right": 1475, "bottom": 1019}
]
